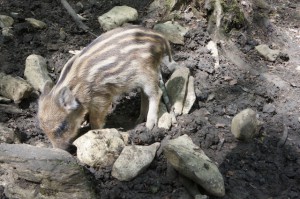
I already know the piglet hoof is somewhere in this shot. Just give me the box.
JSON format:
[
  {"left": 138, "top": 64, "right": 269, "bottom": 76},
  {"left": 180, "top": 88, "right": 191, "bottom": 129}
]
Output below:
[{"left": 146, "top": 119, "right": 156, "bottom": 130}]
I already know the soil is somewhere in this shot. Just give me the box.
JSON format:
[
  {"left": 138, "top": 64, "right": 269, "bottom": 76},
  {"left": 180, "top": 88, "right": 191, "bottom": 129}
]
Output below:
[{"left": 1, "top": 0, "right": 300, "bottom": 199}]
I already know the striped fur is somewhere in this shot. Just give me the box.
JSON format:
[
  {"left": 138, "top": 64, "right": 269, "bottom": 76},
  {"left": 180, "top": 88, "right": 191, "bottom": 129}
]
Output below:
[{"left": 38, "top": 26, "right": 172, "bottom": 151}]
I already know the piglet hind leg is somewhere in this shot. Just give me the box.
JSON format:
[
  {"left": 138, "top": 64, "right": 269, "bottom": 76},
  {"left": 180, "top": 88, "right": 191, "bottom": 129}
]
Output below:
[
  {"left": 136, "top": 90, "right": 149, "bottom": 125},
  {"left": 143, "top": 84, "right": 162, "bottom": 129}
]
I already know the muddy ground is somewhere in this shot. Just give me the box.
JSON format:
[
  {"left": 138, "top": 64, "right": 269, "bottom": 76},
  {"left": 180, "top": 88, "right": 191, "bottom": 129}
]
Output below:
[{"left": 1, "top": 0, "right": 300, "bottom": 198}]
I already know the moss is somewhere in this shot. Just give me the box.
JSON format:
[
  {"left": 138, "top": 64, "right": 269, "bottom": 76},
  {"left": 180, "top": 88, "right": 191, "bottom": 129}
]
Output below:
[{"left": 220, "top": 0, "right": 246, "bottom": 33}]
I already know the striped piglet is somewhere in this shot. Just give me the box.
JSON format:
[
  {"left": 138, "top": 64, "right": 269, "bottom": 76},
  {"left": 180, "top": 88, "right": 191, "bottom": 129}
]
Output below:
[{"left": 38, "top": 26, "right": 172, "bottom": 151}]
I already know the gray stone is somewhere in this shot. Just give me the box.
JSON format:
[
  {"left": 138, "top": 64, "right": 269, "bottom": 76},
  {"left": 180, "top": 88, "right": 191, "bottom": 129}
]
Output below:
[
  {"left": 0, "top": 15, "right": 14, "bottom": 28},
  {"left": 73, "top": 128, "right": 125, "bottom": 168},
  {"left": 112, "top": 142, "right": 160, "bottom": 181},
  {"left": 255, "top": 44, "right": 280, "bottom": 61},
  {"left": 120, "top": 132, "right": 130, "bottom": 145},
  {"left": 182, "top": 76, "right": 196, "bottom": 114},
  {"left": 2, "top": 27, "right": 13, "bottom": 37},
  {"left": 149, "top": 0, "right": 177, "bottom": 14},
  {"left": 163, "top": 135, "right": 225, "bottom": 197},
  {"left": 231, "top": 108, "right": 260, "bottom": 141},
  {"left": 0, "top": 123, "right": 20, "bottom": 144},
  {"left": 25, "top": 18, "right": 47, "bottom": 29},
  {"left": 263, "top": 103, "right": 276, "bottom": 113},
  {"left": 158, "top": 102, "right": 172, "bottom": 129},
  {"left": 0, "top": 72, "right": 33, "bottom": 103},
  {"left": 195, "top": 194, "right": 209, "bottom": 199},
  {"left": 0, "top": 143, "right": 96, "bottom": 199},
  {"left": 154, "top": 21, "right": 188, "bottom": 45},
  {"left": 166, "top": 66, "right": 190, "bottom": 116},
  {"left": 24, "top": 54, "right": 53, "bottom": 92},
  {"left": 98, "top": 6, "right": 138, "bottom": 31}
]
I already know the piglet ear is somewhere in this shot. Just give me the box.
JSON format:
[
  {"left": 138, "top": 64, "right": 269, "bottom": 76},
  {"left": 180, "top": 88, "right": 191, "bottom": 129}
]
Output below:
[
  {"left": 41, "top": 80, "right": 54, "bottom": 95},
  {"left": 57, "top": 86, "right": 80, "bottom": 111}
]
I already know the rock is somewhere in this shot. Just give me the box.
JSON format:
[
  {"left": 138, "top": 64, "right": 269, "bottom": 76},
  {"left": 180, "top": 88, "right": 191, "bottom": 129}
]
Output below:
[
  {"left": 163, "top": 135, "right": 225, "bottom": 197},
  {"left": 148, "top": 0, "right": 184, "bottom": 21},
  {"left": 0, "top": 143, "right": 96, "bottom": 199},
  {"left": 195, "top": 195, "right": 209, "bottom": 199},
  {"left": 98, "top": 6, "right": 138, "bottom": 31},
  {"left": 262, "top": 103, "right": 276, "bottom": 113},
  {"left": 158, "top": 102, "right": 172, "bottom": 129},
  {"left": 149, "top": 0, "right": 177, "bottom": 14},
  {"left": 25, "top": 18, "right": 47, "bottom": 29},
  {"left": 255, "top": 44, "right": 280, "bottom": 61},
  {"left": 0, "top": 123, "right": 20, "bottom": 144},
  {"left": 0, "top": 72, "right": 33, "bottom": 103},
  {"left": 73, "top": 128, "right": 125, "bottom": 168},
  {"left": 0, "top": 15, "right": 14, "bottom": 28},
  {"left": 154, "top": 21, "right": 188, "bottom": 45},
  {"left": 120, "top": 132, "right": 130, "bottom": 145},
  {"left": 24, "top": 54, "right": 53, "bottom": 92},
  {"left": 166, "top": 66, "right": 190, "bottom": 116},
  {"left": 182, "top": 76, "right": 196, "bottom": 114},
  {"left": 2, "top": 27, "right": 13, "bottom": 37},
  {"left": 207, "top": 93, "right": 215, "bottom": 102},
  {"left": 231, "top": 108, "right": 260, "bottom": 141},
  {"left": 206, "top": 40, "right": 220, "bottom": 68},
  {"left": 112, "top": 142, "right": 160, "bottom": 181}
]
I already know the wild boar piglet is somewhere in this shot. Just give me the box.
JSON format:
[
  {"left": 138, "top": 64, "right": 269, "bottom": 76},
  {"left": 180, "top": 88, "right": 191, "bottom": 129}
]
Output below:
[{"left": 38, "top": 26, "right": 172, "bottom": 151}]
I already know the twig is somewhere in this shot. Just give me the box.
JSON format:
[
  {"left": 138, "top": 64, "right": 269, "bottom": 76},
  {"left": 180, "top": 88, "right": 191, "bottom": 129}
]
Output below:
[{"left": 59, "top": 0, "right": 89, "bottom": 32}]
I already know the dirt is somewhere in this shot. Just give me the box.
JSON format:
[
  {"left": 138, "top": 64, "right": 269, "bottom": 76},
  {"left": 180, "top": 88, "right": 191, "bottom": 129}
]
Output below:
[{"left": 1, "top": 0, "right": 300, "bottom": 198}]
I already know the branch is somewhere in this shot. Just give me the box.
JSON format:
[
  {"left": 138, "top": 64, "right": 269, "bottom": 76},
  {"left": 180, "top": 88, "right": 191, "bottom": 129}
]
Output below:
[{"left": 59, "top": 0, "right": 89, "bottom": 32}]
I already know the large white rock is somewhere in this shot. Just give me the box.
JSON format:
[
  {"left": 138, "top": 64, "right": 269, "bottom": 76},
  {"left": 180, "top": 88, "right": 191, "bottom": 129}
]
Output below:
[
  {"left": 0, "top": 15, "right": 14, "bottom": 28},
  {"left": 73, "top": 128, "right": 125, "bottom": 168},
  {"left": 112, "top": 142, "right": 160, "bottom": 181},
  {"left": 154, "top": 21, "right": 188, "bottom": 45},
  {"left": 98, "top": 6, "right": 138, "bottom": 31},
  {"left": 166, "top": 66, "right": 190, "bottom": 116},
  {"left": 255, "top": 44, "right": 280, "bottom": 61},
  {"left": 231, "top": 108, "right": 260, "bottom": 141},
  {"left": 182, "top": 76, "right": 196, "bottom": 114},
  {"left": 0, "top": 72, "right": 33, "bottom": 103},
  {"left": 164, "top": 135, "right": 225, "bottom": 197},
  {"left": 24, "top": 54, "right": 53, "bottom": 92}
]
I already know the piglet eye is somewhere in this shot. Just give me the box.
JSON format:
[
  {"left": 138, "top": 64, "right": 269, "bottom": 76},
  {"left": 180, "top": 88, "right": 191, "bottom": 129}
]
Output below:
[{"left": 54, "top": 120, "right": 68, "bottom": 137}]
